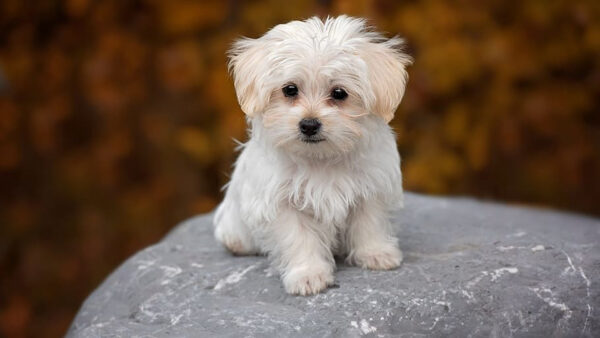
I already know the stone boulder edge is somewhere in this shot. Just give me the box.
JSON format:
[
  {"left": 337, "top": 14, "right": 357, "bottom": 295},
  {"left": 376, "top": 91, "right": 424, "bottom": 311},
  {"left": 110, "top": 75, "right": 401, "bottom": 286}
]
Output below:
[{"left": 67, "top": 193, "right": 600, "bottom": 337}]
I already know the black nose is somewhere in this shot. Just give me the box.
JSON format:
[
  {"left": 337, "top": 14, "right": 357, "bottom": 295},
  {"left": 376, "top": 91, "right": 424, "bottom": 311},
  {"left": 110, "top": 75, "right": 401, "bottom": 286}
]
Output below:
[{"left": 299, "top": 118, "right": 321, "bottom": 136}]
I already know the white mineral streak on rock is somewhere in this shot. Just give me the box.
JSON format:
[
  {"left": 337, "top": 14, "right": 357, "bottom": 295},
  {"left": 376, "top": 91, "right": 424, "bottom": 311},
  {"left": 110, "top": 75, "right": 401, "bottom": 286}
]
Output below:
[
  {"left": 583, "top": 304, "right": 593, "bottom": 333},
  {"left": 160, "top": 265, "right": 182, "bottom": 278},
  {"left": 93, "top": 321, "right": 110, "bottom": 328},
  {"left": 508, "top": 231, "right": 527, "bottom": 238},
  {"left": 359, "top": 319, "right": 377, "bottom": 334},
  {"left": 559, "top": 248, "right": 593, "bottom": 331},
  {"left": 466, "top": 267, "right": 517, "bottom": 290},
  {"left": 170, "top": 309, "right": 191, "bottom": 325},
  {"left": 136, "top": 259, "right": 157, "bottom": 270},
  {"left": 428, "top": 317, "right": 440, "bottom": 330},
  {"left": 530, "top": 287, "right": 572, "bottom": 322},
  {"left": 263, "top": 267, "right": 275, "bottom": 277},
  {"left": 498, "top": 245, "right": 546, "bottom": 252},
  {"left": 139, "top": 294, "right": 162, "bottom": 322},
  {"left": 159, "top": 265, "right": 183, "bottom": 285},
  {"left": 406, "top": 297, "right": 425, "bottom": 311},
  {"left": 579, "top": 267, "right": 593, "bottom": 334},
  {"left": 490, "top": 267, "right": 518, "bottom": 282},
  {"left": 503, "top": 311, "right": 517, "bottom": 336},
  {"left": 433, "top": 290, "right": 451, "bottom": 311},
  {"left": 190, "top": 263, "right": 204, "bottom": 268},
  {"left": 461, "top": 289, "right": 474, "bottom": 301},
  {"left": 497, "top": 245, "right": 529, "bottom": 251},
  {"left": 214, "top": 264, "right": 258, "bottom": 290},
  {"left": 170, "top": 313, "right": 183, "bottom": 325},
  {"left": 466, "top": 271, "right": 489, "bottom": 289},
  {"left": 561, "top": 250, "right": 577, "bottom": 276},
  {"left": 579, "top": 267, "right": 592, "bottom": 296}
]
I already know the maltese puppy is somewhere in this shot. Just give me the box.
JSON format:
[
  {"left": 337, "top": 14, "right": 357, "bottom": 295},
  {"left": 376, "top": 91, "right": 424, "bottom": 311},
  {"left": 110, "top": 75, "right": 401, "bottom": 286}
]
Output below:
[{"left": 214, "top": 16, "right": 411, "bottom": 295}]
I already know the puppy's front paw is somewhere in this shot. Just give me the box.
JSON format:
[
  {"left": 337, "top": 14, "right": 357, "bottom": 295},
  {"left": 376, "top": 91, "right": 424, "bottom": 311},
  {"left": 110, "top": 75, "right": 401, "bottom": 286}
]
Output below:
[
  {"left": 350, "top": 245, "right": 403, "bottom": 270},
  {"left": 283, "top": 265, "right": 334, "bottom": 296}
]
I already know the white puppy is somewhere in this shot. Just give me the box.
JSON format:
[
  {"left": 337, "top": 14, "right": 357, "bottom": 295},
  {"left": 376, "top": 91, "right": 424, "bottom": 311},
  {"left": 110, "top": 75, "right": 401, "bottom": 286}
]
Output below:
[{"left": 214, "top": 16, "right": 411, "bottom": 295}]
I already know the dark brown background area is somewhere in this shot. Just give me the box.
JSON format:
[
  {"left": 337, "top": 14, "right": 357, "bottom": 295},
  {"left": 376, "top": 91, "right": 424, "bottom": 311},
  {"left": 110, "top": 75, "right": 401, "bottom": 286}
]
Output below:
[{"left": 1, "top": 0, "right": 599, "bottom": 336}]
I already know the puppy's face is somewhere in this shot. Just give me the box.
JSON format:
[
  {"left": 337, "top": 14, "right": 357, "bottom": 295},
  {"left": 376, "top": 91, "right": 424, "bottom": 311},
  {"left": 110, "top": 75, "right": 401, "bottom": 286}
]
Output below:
[
  {"left": 260, "top": 60, "right": 370, "bottom": 158},
  {"left": 229, "top": 16, "right": 411, "bottom": 158}
]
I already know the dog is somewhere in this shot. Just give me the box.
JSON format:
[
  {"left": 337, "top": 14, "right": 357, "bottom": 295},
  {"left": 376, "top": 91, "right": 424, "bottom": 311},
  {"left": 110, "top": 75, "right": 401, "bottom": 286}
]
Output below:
[{"left": 214, "top": 16, "right": 411, "bottom": 295}]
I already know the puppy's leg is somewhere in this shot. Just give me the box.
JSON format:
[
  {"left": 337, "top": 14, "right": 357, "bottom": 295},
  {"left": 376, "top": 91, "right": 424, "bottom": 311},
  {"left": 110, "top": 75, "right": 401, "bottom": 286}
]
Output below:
[
  {"left": 346, "top": 199, "right": 403, "bottom": 270},
  {"left": 269, "top": 208, "right": 335, "bottom": 296},
  {"left": 214, "top": 199, "right": 258, "bottom": 255}
]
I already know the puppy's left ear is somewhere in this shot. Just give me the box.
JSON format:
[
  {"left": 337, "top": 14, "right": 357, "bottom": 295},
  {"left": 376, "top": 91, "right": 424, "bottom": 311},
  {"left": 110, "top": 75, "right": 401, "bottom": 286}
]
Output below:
[
  {"left": 228, "top": 38, "right": 270, "bottom": 117},
  {"left": 362, "top": 38, "right": 412, "bottom": 123}
]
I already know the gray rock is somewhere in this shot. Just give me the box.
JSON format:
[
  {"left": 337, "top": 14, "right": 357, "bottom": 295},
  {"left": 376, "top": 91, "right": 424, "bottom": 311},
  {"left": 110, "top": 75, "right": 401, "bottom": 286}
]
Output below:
[{"left": 68, "top": 193, "right": 600, "bottom": 337}]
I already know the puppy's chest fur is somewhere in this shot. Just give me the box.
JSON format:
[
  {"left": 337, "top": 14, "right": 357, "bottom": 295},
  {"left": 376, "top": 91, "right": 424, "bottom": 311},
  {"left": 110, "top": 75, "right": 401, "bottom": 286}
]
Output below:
[
  {"left": 284, "top": 163, "right": 362, "bottom": 224},
  {"left": 247, "top": 154, "right": 392, "bottom": 227}
]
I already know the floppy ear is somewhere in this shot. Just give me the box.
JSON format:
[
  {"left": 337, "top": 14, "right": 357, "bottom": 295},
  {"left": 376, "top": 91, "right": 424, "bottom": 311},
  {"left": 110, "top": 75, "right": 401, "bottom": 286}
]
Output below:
[
  {"left": 361, "top": 38, "right": 412, "bottom": 123},
  {"left": 228, "top": 38, "right": 270, "bottom": 117}
]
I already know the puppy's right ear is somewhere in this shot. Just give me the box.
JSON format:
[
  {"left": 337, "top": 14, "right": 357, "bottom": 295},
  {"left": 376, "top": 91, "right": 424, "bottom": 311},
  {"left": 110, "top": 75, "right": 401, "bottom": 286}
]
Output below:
[
  {"left": 361, "top": 37, "right": 412, "bottom": 123},
  {"left": 228, "top": 38, "right": 270, "bottom": 117}
]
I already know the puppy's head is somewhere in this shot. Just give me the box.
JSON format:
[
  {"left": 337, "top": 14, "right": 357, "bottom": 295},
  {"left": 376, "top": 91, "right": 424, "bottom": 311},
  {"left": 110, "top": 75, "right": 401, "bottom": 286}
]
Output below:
[{"left": 229, "top": 16, "right": 411, "bottom": 158}]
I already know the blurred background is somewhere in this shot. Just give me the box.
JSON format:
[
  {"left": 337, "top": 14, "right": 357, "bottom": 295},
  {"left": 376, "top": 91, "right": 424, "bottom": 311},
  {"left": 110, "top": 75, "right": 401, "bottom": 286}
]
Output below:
[{"left": 1, "top": 0, "right": 599, "bottom": 336}]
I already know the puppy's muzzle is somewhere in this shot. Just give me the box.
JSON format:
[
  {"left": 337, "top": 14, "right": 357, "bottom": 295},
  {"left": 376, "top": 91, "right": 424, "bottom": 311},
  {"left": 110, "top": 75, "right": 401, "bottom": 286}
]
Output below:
[{"left": 299, "top": 118, "right": 321, "bottom": 137}]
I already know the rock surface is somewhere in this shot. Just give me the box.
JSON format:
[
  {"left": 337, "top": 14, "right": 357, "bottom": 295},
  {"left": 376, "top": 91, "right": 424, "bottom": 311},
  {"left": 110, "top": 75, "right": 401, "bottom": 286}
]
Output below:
[{"left": 68, "top": 193, "right": 599, "bottom": 337}]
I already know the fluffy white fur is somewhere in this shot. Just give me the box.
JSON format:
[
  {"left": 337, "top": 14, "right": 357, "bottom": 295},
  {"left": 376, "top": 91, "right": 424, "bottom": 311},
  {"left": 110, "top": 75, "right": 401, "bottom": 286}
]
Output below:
[{"left": 214, "top": 16, "right": 411, "bottom": 295}]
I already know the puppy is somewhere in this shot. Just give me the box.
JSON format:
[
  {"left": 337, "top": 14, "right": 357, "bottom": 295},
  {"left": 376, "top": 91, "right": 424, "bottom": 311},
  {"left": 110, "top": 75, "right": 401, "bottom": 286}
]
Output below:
[{"left": 214, "top": 16, "right": 411, "bottom": 295}]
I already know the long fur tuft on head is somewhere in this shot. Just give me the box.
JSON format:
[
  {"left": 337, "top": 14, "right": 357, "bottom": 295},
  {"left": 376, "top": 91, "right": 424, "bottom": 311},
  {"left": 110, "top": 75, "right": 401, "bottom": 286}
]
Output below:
[{"left": 228, "top": 15, "right": 412, "bottom": 121}]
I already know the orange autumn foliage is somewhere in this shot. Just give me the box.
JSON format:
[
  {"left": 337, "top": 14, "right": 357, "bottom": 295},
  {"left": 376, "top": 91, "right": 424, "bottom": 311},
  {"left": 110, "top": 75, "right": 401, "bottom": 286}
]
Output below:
[{"left": 0, "top": 0, "right": 599, "bottom": 337}]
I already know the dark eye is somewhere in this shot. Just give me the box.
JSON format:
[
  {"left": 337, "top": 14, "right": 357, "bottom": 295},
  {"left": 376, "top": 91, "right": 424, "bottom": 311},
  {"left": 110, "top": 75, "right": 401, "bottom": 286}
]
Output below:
[
  {"left": 331, "top": 88, "right": 348, "bottom": 100},
  {"left": 282, "top": 84, "right": 298, "bottom": 97}
]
